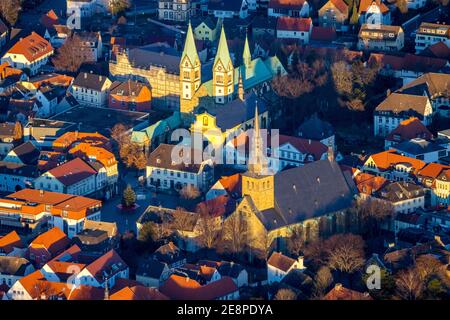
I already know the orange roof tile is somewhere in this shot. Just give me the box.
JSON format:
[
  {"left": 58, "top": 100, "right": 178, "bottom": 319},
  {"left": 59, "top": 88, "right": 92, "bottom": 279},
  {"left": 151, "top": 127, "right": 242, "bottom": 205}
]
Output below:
[
  {"left": 110, "top": 286, "right": 169, "bottom": 300},
  {"left": 6, "top": 32, "right": 53, "bottom": 63},
  {"left": 30, "top": 227, "right": 69, "bottom": 253},
  {"left": 267, "top": 252, "right": 296, "bottom": 272},
  {"left": 358, "top": 0, "right": 389, "bottom": 14},
  {"left": 219, "top": 173, "right": 242, "bottom": 195},
  {"left": 354, "top": 172, "right": 388, "bottom": 195},
  {"left": 277, "top": 17, "right": 312, "bottom": 32},
  {"left": 53, "top": 131, "right": 110, "bottom": 151},
  {"left": 386, "top": 117, "right": 432, "bottom": 143},
  {"left": 419, "top": 163, "right": 450, "bottom": 179},
  {"left": 0, "top": 231, "right": 24, "bottom": 254},
  {"left": 324, "top": 284, "right": 372, "bottom": 300},
  {"left": 68, "top": 143, "right": 117, "bottom": 168},
  {"left": 330, "top": 0, "right": 348, "bottom": 13},
  {"left": 368, "top": 150, "right": 426, "bottom": 172},
  {"left": 46, "top": 157, "right": 97, "bottom": 186}
]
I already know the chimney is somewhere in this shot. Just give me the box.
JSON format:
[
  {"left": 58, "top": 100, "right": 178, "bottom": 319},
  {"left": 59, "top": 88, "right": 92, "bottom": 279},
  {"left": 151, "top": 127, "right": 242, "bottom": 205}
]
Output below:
[
  {"left": 84, "top": 73, "right": 87, "bottom": 79},
  {"left": 334, "top": 283, "right": 343, "bottom": 291},
  {"left": 327, "top": 141, "right": 334, "bottom": 162},
  {"left": 297, "top": 256, "right": 305, "bottom": 270},
  {"left": 40, "top": 189, "right": 44, "bottom": 197}
]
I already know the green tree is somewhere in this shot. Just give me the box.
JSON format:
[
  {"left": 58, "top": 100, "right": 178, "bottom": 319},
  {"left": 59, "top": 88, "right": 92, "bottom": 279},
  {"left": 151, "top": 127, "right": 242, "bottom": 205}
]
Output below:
[{"left": 122, "top": 184, "right": 136, "bottom": 208}]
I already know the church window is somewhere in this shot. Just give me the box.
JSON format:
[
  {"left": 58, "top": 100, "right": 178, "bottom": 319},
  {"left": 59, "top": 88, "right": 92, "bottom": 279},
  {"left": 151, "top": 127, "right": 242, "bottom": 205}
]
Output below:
[
  {"left": 263, "top": 182, "right": 266, "bottom": 189},
  {"left": 183, "top": 71, "right": 190, "bottom": 79},
  {"left": 195, "top": 70, "right": 199, "bottom": 79},
  {"left": 216, "top": 75, "right": 223, "bottom": 84},
  {"left": 203, "top": 116, "right": 208, "bottom": 126},
  {"left": 247, "top": 181, "right": 250, "bottom": 189}
]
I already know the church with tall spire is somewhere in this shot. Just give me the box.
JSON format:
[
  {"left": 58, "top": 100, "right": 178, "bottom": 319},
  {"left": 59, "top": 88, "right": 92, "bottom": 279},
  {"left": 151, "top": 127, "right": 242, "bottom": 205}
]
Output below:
[{"left": 179, "top": 24, "right": 287, "bottom": 114}]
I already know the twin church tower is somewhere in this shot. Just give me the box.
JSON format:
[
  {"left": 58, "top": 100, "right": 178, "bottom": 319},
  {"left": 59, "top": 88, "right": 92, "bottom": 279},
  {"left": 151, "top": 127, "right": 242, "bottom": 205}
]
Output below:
[{"left": 180, "top": 22, "right": 252, "bottom": 106}]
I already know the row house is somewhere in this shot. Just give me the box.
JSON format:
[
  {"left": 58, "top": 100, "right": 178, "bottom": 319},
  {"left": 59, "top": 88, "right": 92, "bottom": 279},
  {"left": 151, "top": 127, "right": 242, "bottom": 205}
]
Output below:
[
  {"left": 268, "top": 0, "right": 310, "bottom": 18},
  {"left": 267, "top": 252, "right": 305, "bottom": 284},
  {"left": 396, "top": 73, "right": 450, "bottom": 119},
  {"left": 362, "top": 149, "right": 426, "bottom": 182},
  {"left": 71, "top": 72, "right": 112, "bottom": 108},
  {"left": 276, "top": 17, "right": 313, "bottom": 45},
  {"left": 1, "top": 32, "right": 54, "bottom": 76},
  {"left": 415, "top": 22, "right": 450, "bottom": 53},
  {"left": 146, "top": 144, "right": 214, "bottom": 192},
  {"left": 374, "top": 181, "right": 425, "bottom": 214},
  {"left": 417, "top": 163, "right": 450, "bottom": 207},
  {"left": 6, "top": 188, "right": 102, "bottom": 238},
  {"left": 357, "top": 24, "right": 404, "bottom": 52},
  {"left": 26, "top": 227, "right": 70, "bottom": 268},
  {"left": 0, "top": 256, "right": 35, "bottom": 289},
  {"left": 373, "top": 93, "right": 433, "bottom": 137}
]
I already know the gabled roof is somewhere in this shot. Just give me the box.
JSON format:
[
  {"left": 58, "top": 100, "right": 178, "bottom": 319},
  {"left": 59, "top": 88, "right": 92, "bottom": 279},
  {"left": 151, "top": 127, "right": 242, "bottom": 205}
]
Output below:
[
  {"left": 6, "top": 32, "right": 53, "bottom": 63},
  {"left": 72, "top": 72, "right": 110, "bottom": 91},
  {"left": 369, "top": 53, "right": 447, "bottom": 73},
  {"left": 324, "top": 284, "right": 372, "bottom": 300},
  {"left": 353, "top": 172, "right": 388, "bottom": 195},
  {"left": 45, "top": 157, "right": 97, "bottom": 186},
  {"left": 136, "top": 259, "right": 168, "bottom": 279},
  {"left": 0, "top": 231, "right": 24, "bottom": 254},
  {"left": 424, "top": 42, "right": 450, "bottom": 60},
  {"left": 376, "top": 181, "right": 424, "bottom": 202},
  {"left": 358, "top": 0, "right": 389, "bottom": 14},
  {"left": 367, "top": 149, "right": 426, "bottom": 172},
  {"left": 110, "top": 285, "right": 168, "bottom": 300},
  {"left": 147, "top": 144, "right": 204, "bottom": 173},
  {"left": 85, "top": 249, "right": 127, "bottom": 283},
  {"left": 375, "top": 93, "right": 430, "bottom": 116},
  {"left": 83, "top": 220, "right": 118, "bottom": 238},
  {"left": 0, "top": 256, "right": 31, "bottom": 276},
  {"left": 396, "top": 73, "right": 450, "bottom": 99},
  {"left": 29, "top": 227, "right": 69, "bottom": 255},
  {"left": 269, "top": 0, "right": 307, "bottom": 10},
  {"left": 386, "top": 117, "right": 432, "bottom": 143},
  {"left": 419, "top": 162, "right": 450, "bottom": 179},
  {"left": 297, "top": 113, "right": 334, "bottom": 140},
  {"left": 327, "top": 0, "right": 349, "bottom": 13},
  {"left": 277, "top": 17, "right": 312, "bottom": 32},
  {"left": 277, "top": 134, "right": 328, "bottom": 161},
  {"left": 393, "top": 138, "right": 445, "bottom": 156},
  {"left": 267, "top": 252, "right": 296, "bottom": 272},
  {"left": 9, "top": 141, "right": 40, "bottom": 164}
]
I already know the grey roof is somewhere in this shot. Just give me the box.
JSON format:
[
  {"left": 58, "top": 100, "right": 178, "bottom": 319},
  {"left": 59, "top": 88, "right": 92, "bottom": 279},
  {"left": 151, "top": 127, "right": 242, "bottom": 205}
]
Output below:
[
  {"left": 128, "top": 43, "right": 181, "bottom": 74},
  {"left": 254, "top": 159, "right": 356, "bottom": 231},
  {"left": 136, "top": 259, "right": 167, "bottom": 279},
  {"left": 147, "top": 144, "right": 204, "bottom": 173},
  {"left": 73, "top": 229, "right": 108, "bottom": 245},
  {"left": 377, "top": 181, "right": 424, "bottom": 202},
  {"left": 393, "top": 138, "right": 446, "bottom": 156},
  {"left": 0, "top": 123, "right": 16, "bottom": 138},
  {"left": 297, "top": 113, "right": 334, "bottom": 141},
  {"left": 73, "top": 72, "right": 110, "bottom": 91},
  {"left": 217, "top": 261, "right": 245, "bottom": 278},
  {"left": 0, "top": 256, "right": 32, "bottom": 276},
  {"left": 213, "top": 92, "right": 266, "bottom": 129}
]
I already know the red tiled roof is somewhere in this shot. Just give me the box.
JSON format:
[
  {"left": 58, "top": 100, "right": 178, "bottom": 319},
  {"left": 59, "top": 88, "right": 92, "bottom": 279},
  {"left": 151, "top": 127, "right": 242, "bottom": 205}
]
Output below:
[
  {"left": 0, "top": 231, "right": 24, "bottom": 254},
  {"left": 354, "top": 172, "right": 388, "bottom": 195},
  {"left": 6, "top": 32, "right": 53, "bottom": 63},
  {"left": 358, "top": 0, "right": 389, "bottom": 14},
  {"left": 368, "top": 150, "right": 426, "bottom": 173},
  {"left": 30, "top": 227, "right": 69, "bottom": 255},
  {"left": 278, "top": 134, "right": 328, "bottom": 161},
  {"left": 330, "top": 0, "right": 349, "bottom": 13},
  {"left": 46, "top": 157, "right": 97, "bottom": 186},
  {"left": 269, "top": 0, "right": 306, "bottom": 9},
  {"left": 426, "top": 42, "right": 450, "bottom": 59},
  {"left": 160, "top": 275, "right": 237, "bottom": 300},
  {"left": 311, "top": 26, "right": 337, "bottom": 42},
  {"left": 267, "top": 252, "right": 296, "bottom": 272},
  {"left": 324, "top": 284, "right": 372, "bottom": 300},
  {"left": 219, "top": 173, "right": 241, "bottom": 195},
  {"left": 85, "top": 249, "right": 127, "bottom": 283},
  {"left": 369, "top": 53, "right": 447, "bottom": 73},
  {"left": 110, "top": 286, "right": 169, "bottom": 300},
  {"left": 419, "top": 163, "right": 450, "bottom": 179},
  {"left": 277, "top": 17, "right": 312, "bottom": 32},
  {"left": 386, "top": 117, "right": 432, "bottom": 143},
  {"left": 196, "top": 194, "right": 232, "bottom": 217},
  {"left": 40, "top": 10, "right": 59, "bottom": 29}
]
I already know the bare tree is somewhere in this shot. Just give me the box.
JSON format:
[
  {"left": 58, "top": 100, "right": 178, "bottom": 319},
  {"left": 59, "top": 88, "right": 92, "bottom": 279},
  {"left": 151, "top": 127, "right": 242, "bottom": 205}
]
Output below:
[
  {"left": 396, "top": 0, "right": 408, "bottom": 13},
  {"left": 179, "top": 185, "right": 201, "bottom": 200},
  {"left": 274, "top": 288, "right": 297, "bottom": 300},
  {"left": 287, "top": 225, "right": 304, "bottom": 256},
  {"left": 170, "top": 207, "right": 194, "bottom": 231},
  {"left": 314, "top": 266, "right": 333, "bottom": 298},
  {"left": 395, "top": 268, "right": 424, "bottom": 300},
  {"left": 0, "top": 0, "right": 21, "bottom": 26},
  {"left": 52, "top": 35, "right": 91, "bottom": 72},
  {"left": 196, "top": 204, "right": 219, "bottom": 249},
  {"left": 354, "top": 198, "right": 394, "bottom": 237},
  {"left": 327, "top": 234, "right": 365, "bottom": 274},
  {"left": 331, "top": 61, "right": 353, "bottom": 96},
  {"left": 31, "top": 281, "right": 57, "bottom": 300},
  {"left": 415, "top": 254, "right": 443, "bottom": 281},
  {"left": 223, "top": 212, "right": 248, "bottom": 255}
]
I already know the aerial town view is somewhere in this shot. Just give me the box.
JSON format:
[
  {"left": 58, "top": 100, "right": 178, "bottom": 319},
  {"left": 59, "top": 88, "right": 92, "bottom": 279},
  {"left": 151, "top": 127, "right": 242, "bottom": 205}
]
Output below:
[{"left": 0, "top": 0, "right": 449, "bottom": 310}]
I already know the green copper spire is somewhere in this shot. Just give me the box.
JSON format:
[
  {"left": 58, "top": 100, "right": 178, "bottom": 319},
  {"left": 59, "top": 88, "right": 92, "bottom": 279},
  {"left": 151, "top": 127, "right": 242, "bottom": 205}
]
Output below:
[
  {"left": 243, "top": 34, "right": 251, "bottom": 67},
  {"left": 214, "top": 26, "right": 232, "bottom": 69},
  {"left": 182, "top": 22, "right": 199, "bottom": 66}
]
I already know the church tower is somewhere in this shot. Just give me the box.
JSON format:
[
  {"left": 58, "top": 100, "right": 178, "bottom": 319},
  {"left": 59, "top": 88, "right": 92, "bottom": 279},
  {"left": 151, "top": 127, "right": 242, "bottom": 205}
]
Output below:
[
  {"left": 180, "top": 22, "right": 201, "bottom": 101},
  {"left": 243, "top": 34, "right": 251, "bottom": 68},
  {"left": 241, "top": 104, "right": 275, "bottom": 212},
  {"left": 213, "top": 26, "right": 234, "bottom": 104}
]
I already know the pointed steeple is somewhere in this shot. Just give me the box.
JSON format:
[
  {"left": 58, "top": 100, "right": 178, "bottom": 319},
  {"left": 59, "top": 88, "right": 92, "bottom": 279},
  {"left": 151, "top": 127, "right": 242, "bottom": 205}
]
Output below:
[
  {"left": 238, "top": 69, "right": 244, "bottom": 101},
  {"left": 182, "top": 21, "right": 199, "bottom": 66},
  {"left": 243, "top": 34, "right": 251, "bottom": 67},
  {"left": 249, "top": 102, "right": 268, "bottom": 176},
  {"left": 214, "top": 26, "right": 232, "bottom": 69}
]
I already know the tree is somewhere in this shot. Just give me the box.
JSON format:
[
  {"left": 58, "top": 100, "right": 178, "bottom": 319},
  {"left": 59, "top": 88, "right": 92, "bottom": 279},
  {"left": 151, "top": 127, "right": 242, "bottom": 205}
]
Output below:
[
  {"left": 287, "top": 225, "right": 305, "bottom": 256},
  {"left": 138, "top": 222, "right": 156, "bottom": 245},
  {"left": 52, "top": 35, "right": 91, "bottom": 73},
  {"left": 13, "top": 121, "right": 23, "bottom": 141},
  {"left": 353, "top": 198, "right": 394, "bottom": 237},
  {"left": 30, "top": 281, "right": 57, "bottom": 300},
  {"left": 111, "top": 123, "right": 128, "bottom": 147},
  {"left": 179, "top": 185, "right": 201, "bottom": 200},
  {"left": 327, "top": 234, "right": 365, "bottom": 274},
  {"left": 109, "top": 0, "right": 131, "bottom": 16},
  {"left": 196, "top": 205, "right": 219, "bottom": 249},
  {"left": 363, "top": 268, "right": 395, "bottom": 300},
  {"left": 0, "top": 0, "right": 21, "bottom": 26},
  {"left": 314, "top": 266, "right": 333, "bottom": 298},
  {"left": 395, "top": 268, "right": 424, "bottom": 300},
  {"left": 171, "top": 207, "right": 194, "bottom": 231},
  {"left": 415, "top": 254, "right": 442, "bottom": 281},
  {"left": 331, "top": 61, "right": 353, "bottom": 96},
  {"left": 122, "top": 184, "right": 136, "bottom": 208},
  {"left": 274, "top": 288, "right": 297, "bottom": 300},
  {"left": 223, "top": 212, "right": 248, "bottom": 255},
  {"left": 425, "top": 279, "right": 446, "bottom": 300}
]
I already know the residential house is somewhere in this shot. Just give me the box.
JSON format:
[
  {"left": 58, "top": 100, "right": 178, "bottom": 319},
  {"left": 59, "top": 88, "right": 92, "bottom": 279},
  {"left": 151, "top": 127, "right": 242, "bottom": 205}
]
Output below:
[
  {"left": 417, "top": 162, "right": 450, "bottom": 205},
  {"left": 276, "top": 17, "right": 313, "bottom": 44},
  {"left": 216, "top": 261, "right": 248, "bottom": 287},
  {"left": 318, "top": 0, "right": 349, "bottom": 31},
  {"left": 268, "top": 0, "right": 310, "bottom": 18},
  {"left": 394, "top": 212, "right": 423, "bottom": 234},
  {"left": 73, "top": 31, "right": 103, "bottom": 62},
  {"left": 206, "top": 173, "right": 241, "bottom": 200},
  {"left": 52, "top": 131, "right": 111, "bottom": 152},
  {"left": 3, "top": 142, "right": 40, "bottom": 165},
  {"left": 0, "top": 161, "right": 39, "bottom": 192},
  {"left": 192, "top": 17, "right": 222, "bottom": 41},
  {"left": 136, "top": 259, "right": 170, "bottom": 288},
  {"left": 374, "top": 181, "right": 425, "bottom": 214},
  {"left": 207, "top": 0, "right": 249, "bottom": 19},
  {"left": 1, "top": 32, "right": 54, "bottom": 76},
  {"left": 71, "top": 72, "right": 112, "bottom": 108},
  {"left": 0, "top": 62, "right": 27, "bottom": 94},
  {"left": 146, "top": 144, "right": 214, "bottom": 192},
  {"left": 158, "top": 0, "right": 194, "bottom": 22},
  {"left": 373, "top": 93, "right": 433, "bottom": 137},
  {"left": 396, "top": 73, "right": 450, "bottom": 118},
  {"left": 33, "top": 157, "right": 98, "bottom": 196},
  {"left": 153, "top": 242, "right": 187, "bottom": 269},
  {"left": 81, "top": 220, "right": 119, "bottom": 249},
  {"left": 267, "top": 252, "right": 305, "bottom": 284},
  {"left": 160, "top": 274, "right": 239, "bottom": 300},
  {"left": 358, "top": 0, "right": 390, "bottom": 25},
  {"left": 384, "top": 117, "right": 433, "bottom": 148},
  {"left": 109, "top": 80, "right": 152, "bottom": 112},
  {"left": 0, "top": 231, "right": 25, "bottom": 256},
  {"left": 0, "top": 256, "right": 34, "bottom": 288},
  {"left": 251, "top": 15, "right": 277, "bottom": 37},
  {"left": 361, "top": 149, "right": 426, "bottom": 182},
  {"left": 415, "top": 23, "right": 450, "bottom": 53},
  {"left": 433, "top": 169, "right": 450, "bottom": 207},
  {"left": 357, "top": 24, "right": 404, "bottom": 52},
  {"left": 297, "top": 113, "right": 335, "bottom": 148},
  {"left": 26, "top": 227, "right": 70, "bottom": 268},
  {"left": 174, "top": 263, "right": 221, "bottom": 285},
  {"left": 109, "top": 285, "right": 168, "bottom": 300}
]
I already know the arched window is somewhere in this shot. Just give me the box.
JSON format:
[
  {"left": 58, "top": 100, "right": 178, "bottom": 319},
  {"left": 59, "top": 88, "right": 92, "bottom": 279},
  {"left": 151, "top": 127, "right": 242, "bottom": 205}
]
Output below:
[{"left": 203, "top": 116, "right": 208, "bottom": 126}]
